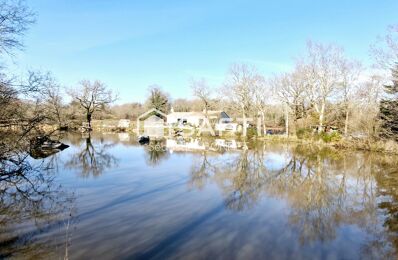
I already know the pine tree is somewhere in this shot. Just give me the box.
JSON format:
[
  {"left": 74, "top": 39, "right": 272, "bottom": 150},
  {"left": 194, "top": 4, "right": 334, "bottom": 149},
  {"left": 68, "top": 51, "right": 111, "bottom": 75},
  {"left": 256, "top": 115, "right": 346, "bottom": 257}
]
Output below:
[
  {"left": 380, "top": 63, "right": 398, "bottom": 140},
  {"left": 146, "top": 85, "right": 169, "bottom": 113}
]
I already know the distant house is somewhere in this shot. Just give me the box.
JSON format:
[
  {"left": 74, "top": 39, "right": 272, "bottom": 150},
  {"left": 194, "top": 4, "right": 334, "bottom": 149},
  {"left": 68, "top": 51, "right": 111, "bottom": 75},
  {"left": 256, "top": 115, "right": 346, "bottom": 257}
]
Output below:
[{"left": 167, "top": 108, "right": 232, "bottom": 127}]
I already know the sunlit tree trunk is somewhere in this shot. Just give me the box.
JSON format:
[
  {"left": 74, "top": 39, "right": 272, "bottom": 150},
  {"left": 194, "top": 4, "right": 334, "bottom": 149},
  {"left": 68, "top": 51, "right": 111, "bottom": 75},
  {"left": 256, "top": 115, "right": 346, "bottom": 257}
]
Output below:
[
  {"left": 344, "top": 108, "right": 349, "bottom": 136},
  {"left": 285, "top": 104, "right": 289, "bottom": 137},
  {"left": 318, "top": 102, "right": 325, "bottom": 133}
]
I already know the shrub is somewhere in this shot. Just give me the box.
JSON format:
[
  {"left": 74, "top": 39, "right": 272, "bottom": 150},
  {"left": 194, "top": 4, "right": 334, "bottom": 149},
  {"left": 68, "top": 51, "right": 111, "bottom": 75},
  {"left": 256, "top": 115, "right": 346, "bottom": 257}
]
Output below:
[
  {"left": 296, "top": 128, "right": 313, "bottom": 139},
  {"left": 247, "top": 127, "right": 257, "bottom": 139},
  {"left": 320, "top": 132, "right": 342, "bottom": 143}
]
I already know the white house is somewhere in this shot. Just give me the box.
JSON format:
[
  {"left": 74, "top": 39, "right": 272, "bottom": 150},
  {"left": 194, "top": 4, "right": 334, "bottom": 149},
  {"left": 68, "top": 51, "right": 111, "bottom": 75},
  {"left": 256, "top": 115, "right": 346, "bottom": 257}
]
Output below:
[
  {"left": 215, "top": 120, "right": 238, "bottom": 132},
  {"left": 167, "top": 108, "right": 233, "bottom": 128},
  {"left": 166, "top": 111, "right": 204, "bottom": 126}
]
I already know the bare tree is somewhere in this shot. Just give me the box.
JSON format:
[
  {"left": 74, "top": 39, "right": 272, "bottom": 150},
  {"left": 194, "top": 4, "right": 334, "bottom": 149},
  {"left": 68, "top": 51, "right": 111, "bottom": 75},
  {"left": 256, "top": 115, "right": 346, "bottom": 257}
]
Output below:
[
  {"left": 44, "top": 82, "right": 64, "bottom": 128},
  {"left": 271, "top": 73, "right": 291, "bottom": 136},
  {"left": 0, "top": 0, "right": 34, "bottom": 55},
  {"left": 337, "top": 57, "right": 362, "bottom": 136},
  {"left": 69, "top": 80, "right": 116, "bottom": 129},
  {"left": 253, "top": 77, "right": 271, "bottom": 135},
  {"left": 190, "top": 78, "right": 212, "bottom": 118},
  {"left": 0, "top": 0, "right": 35, "bottom": 117},
  {"left": 353, "top": 75, "right": 384, "bottom": 137},
  {"left": 222, "top": 63, "right": 261, "bottom": 137},
  {"left": 272, "top": 65, "right": 307, "bottom": 134},
  {"left": 371, "top": 24, "right": 398, "bottom": 70},
  {"left": 301, "top": 41, "right": 344, "bottom": 132},
  {"left": 31, "top": 71, "right": 66, "bottom": 128}
]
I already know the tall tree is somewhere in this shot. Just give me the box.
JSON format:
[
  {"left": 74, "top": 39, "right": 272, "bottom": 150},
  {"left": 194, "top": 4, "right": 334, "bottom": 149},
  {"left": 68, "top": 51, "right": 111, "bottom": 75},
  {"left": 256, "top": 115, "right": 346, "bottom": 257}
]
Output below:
[
  {"left": 354, "top": 75, "right": 384, "bottom": 137},
  {"left": 145, "top": 85, "right": 169, "bottom": 113},
  {"left": 272, "top": 64, "right": 307, "bottom": 134},
  {"left": 253, "top": 77, "right": 271, "bottom": 136},
  {"left": 337, "top": 57, "right": 362, "bottom": 136},
  {"left": 35, "top": 72, "right": 65, "bottom": 128},
  {"left": 69, "top": 80, "right": 116, "bottom": 129},
  {"left": 0, "top": 1, "right": 44, "bottom": 138},
  {"left": 190, "top": 78, "right": 212, "bottom": 118},
  {"left": 301, "top": 41, "right": 343, "bottom": 133},
  {"left": 222, "top": 63, "right": 261, "bottom": 137},
  {"left": 380, "top": 63, "right": 398, "bottom": 140},
  {"left": 0, "top": 0, "right": 34, "bottom": 116}
]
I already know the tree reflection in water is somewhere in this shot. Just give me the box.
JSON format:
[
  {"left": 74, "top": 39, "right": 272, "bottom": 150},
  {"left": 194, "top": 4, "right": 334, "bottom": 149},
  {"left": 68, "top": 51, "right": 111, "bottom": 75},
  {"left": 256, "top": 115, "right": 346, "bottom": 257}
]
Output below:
[
  {"left": 0, "top": 150, "right": 75, "bottom": 258},
  {"left": 189, "top": 151, "right": 217, "bottom": 190},
  {"left": 144, "top": 140, "right": 169, "bottom": 167},
  {"left": 65, "top": 134, "right": 118, "bottom": 178},
  {"left": 189, "top": 142, "right": 398, "bottom": 257}
]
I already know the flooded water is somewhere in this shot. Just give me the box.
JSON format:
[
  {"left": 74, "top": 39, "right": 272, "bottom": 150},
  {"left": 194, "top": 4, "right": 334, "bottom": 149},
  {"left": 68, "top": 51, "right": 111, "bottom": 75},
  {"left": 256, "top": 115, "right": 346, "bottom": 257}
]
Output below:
[{"left": 2, "top": 133, "right": 398, "bottom": 259}]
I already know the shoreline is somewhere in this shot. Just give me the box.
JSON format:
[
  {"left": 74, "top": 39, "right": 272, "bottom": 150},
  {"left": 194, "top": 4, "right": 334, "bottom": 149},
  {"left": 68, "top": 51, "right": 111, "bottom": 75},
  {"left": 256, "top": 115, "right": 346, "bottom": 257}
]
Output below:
[
  {"left": 66, "top": 125, "right": 398, "bottom": 156},
  {"left": 256, "top": 135, "right": 398, "bottom": 155}
]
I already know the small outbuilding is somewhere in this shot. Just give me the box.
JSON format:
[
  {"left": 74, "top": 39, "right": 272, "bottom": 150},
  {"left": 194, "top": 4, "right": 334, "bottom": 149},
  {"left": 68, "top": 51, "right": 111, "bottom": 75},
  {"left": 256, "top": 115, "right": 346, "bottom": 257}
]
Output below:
[
  {"left": 144, "top": 115, "right": 164, "bottom": 128},
  {"left": 136, "top": 108, "right": 167, "bottom": 137}
]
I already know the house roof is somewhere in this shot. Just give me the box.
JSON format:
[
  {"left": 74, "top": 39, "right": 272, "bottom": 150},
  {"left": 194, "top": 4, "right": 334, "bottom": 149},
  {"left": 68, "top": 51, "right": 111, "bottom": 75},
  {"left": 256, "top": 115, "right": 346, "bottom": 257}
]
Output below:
[
  {"left": 138, "top": 108, "right": 167, "bottom": 121},
  {"left": 145, "top": 115, "right": 164, "bottom": 122}
]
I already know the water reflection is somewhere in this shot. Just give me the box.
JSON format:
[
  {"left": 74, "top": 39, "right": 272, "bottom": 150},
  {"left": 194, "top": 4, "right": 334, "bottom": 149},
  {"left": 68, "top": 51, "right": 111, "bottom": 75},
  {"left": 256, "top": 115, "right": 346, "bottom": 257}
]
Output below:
[
  {"left": 148, "top": 136, "right": 398, "bottom": 253},
  {"left": 65, "top": 133, "right": 118, "bottom": 178},
  {"left": 3, "top": 133, "right": 398, "bottom": 259},
  {"left": 187, "top": 143, "right": 398, "bottom": 257},
  {"left": 144, "top": 140, "right": 169, "bottom": 166},
  {"left": 0, "top": 153, "right": 75, "bottom": 258}
]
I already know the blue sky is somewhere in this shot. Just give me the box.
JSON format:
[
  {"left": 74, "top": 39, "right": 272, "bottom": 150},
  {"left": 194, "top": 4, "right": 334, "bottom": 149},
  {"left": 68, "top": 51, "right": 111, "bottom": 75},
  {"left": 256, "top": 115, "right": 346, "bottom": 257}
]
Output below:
[{"left": 11, "top": 0, "right": 398, "bottom": 103}]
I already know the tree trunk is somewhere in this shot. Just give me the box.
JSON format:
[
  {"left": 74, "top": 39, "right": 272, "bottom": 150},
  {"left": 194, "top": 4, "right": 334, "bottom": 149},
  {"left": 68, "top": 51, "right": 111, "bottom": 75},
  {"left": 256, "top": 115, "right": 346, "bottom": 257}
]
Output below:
[
  {"left": 318, "top": 102, "right": 325, "bottom": 133},
  {"left": 261, "top": 112, "right": 266, "bottom": 135},
  {"left": 344, "top": 107, "right": 349, "bottom": 136},
  {"left": 257, "top": 112, "right": 262, "bottom": 137},
  {"left": 56, "top": 112, "right": 62, "bottom": 129},
  {"left": 242, "top": 112, "right": 247, "bottom": 137},
  {"left": 87, "top": 112, "right": 92, "bottom": 130},
  {"left": 285, "top": 104, "right": 289, "bottom": 137}
]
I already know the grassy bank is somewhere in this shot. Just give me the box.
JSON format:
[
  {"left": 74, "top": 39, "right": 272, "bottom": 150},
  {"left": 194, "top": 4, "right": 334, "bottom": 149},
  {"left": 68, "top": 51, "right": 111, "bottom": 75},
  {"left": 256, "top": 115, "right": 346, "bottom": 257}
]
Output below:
[{"left": 257, "top": 134, "right": 398, "bottom": 155}]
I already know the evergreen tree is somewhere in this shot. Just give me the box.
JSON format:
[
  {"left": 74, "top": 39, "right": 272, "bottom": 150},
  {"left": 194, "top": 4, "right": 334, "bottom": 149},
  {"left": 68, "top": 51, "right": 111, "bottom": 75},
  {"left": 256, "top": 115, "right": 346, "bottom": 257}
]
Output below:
[
  {"left": 146, "top": 85, "right": 169, "bottom": 113},
  {"left": 380, "top": 63, "right": 398, "bottom": 140}
]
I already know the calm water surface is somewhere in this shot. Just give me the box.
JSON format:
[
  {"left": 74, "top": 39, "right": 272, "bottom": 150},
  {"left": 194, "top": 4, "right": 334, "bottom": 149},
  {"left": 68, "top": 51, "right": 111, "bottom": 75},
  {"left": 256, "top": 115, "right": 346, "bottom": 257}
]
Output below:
[{"left": 2, "top": 133, "right": 398, "bottom": 259}]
